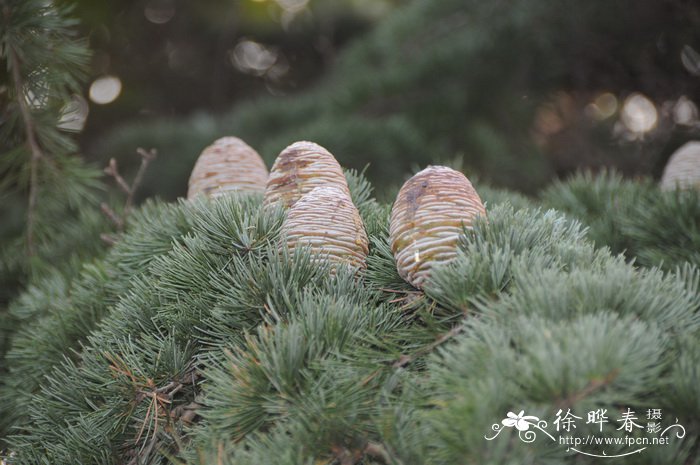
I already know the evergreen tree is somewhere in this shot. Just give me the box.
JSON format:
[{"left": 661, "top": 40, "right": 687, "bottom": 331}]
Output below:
[
  {"left": 0, "top": 0, "right": 165, "bottom": 402},
  {"left": 0, "top": 0, "right": 108, "bottom": 301},
  {"left": 1, "top": 171, "right": 697, "bottom": 464}
]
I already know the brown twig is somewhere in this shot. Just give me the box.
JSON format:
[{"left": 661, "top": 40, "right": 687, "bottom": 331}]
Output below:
[
  {"left": 172, "top": 401, "right": 201, "bottom": 425},
  {"left": 329, "top": 441, "right": 406, "bottom": 465},
  {"left": 379, "top": 288, "right": 426, "bottom": 311},
  {"left": 557, "top": 369, "right": 620, "bottom": 409},
  {"left": 129, "top": 148, "right": 157, "bottom": 211},
  {"left": 378, "top": 288, "right": 420, "bottom": 295},
  {"left": 104, "top": 158, "right": 131, "bottom": 195},
  {"left": 101, "top": 148, "right": 157, "bottom": 236},
  {"left": 393, "top": 322, "right": 466, "bottom": 369},
  {"left": 8, "top": 45, "right": 43, "bottom": 256},
  {"left": 100, "top": 202, "right": 123, "bottom": 229},
  {"left": 107, "top": 350, "right": 199, "bottom": 465},
  {"left": 330, "top": 445, "right": 363, "bottom": 465},
  {"left": 134, "top": 393, "right": 155, "bottom": 445},
  {"left": 364, "top": 441, "right": 405, "bottom": 465},
  {"left": 99, "top": 233, "right": 118, "bottom": 246},
  {"left": 120, "top": 366, "right": 197, "bottom": 465}
]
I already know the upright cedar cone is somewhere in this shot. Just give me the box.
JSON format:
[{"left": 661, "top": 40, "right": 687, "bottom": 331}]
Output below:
[
  {"left": 390, "top": 166, "right": 486, "bottom": 289},
  {"left": 263, "top": 141, "right": 350, "bottom": 208},
  {"left": 660, "top": 141, "right": 700, "bottom": 191},
  {"left": 282, "top": 186, "right": 369, "bottom": 271},
  {"left": 187, "top": 137, "right": 268, "bottom": 199}
]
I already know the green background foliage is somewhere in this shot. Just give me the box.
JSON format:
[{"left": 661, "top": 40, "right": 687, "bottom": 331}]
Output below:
[{"left": 87, "top": 0, "right": 700, "bottom": 201}]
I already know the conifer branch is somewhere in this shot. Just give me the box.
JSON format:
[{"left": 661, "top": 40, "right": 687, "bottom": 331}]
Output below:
[
  {"left": 556, "top": 369, "right": 620, "bottom": 409},
  {"left": 393, "top": 322, "right": 466, "bottom": 368},
  {"left": 2, "top": 0, "right": 98, "bottom": 274},
  {"left": 379, "top": 288, "right": 424, "bottom": 310},
  {"left": 110, "top": 353, "right": 197, "bottom": 465},
  {"left": 7, "top": 40, "right": 43, "bottom": 256}
]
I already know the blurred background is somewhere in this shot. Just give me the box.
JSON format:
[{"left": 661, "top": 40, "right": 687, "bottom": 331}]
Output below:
[{"left": 62, "top": 0, "right": 700, "bottom": 199}]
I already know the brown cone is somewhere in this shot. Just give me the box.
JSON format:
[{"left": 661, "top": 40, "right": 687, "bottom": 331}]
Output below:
[
  {"left": 263, "top": 141, "right": 350, "bottom": 209},
  {"left": 187, "top": 137, "right": 268, "bottom": 199},
  {"left": 389, "top": 166, "right": 486, "bottom": 289},
  {"left": 660, "top": 141, "right": 700, "bottom": 191},
  {"left": 282, "top": 186, "right": 369, "bottom": 272}
]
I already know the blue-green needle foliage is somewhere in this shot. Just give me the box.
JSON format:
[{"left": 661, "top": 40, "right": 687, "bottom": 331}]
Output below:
[
  {"left": 541, "top": 170, "right": 700, "bottom": 269},
  {"left": 1, "top": 172, "right": 699, "bottom": 465},
  {"left": 0, "top": 0, "right": 106, "bottom": 289},
  {"left": 0, "top": 0, "right": 109, "bottom": 371}
]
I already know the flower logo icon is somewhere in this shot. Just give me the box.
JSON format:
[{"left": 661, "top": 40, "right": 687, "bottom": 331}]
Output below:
[
  {"left": 485, "top": 410, "right": 554, "bottom": 443},
  {"left": 502, "top": 410, "right": 540, "bottom": 431}
]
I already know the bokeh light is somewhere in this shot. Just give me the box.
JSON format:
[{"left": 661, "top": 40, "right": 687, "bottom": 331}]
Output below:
[
  {"left": 144, "top": 0, "right": 176, "bottom": 24},
  {"left": 585, "top": 92, "right": 618, "bottom": 120},
  {"left": 620, "top": 93, "right": 657, "bottom": 133},
  {"left": 276, "top": 0, "right": 309, "bottom": 13},
  {"left": 230, "top": 40, "right": 278, "bottom": 76},
  {"left": 89, "top": 76, "right": 122, "bottom": 105},
  {"left": 673, "top": 96, "right": 698, "bottom": 125}
]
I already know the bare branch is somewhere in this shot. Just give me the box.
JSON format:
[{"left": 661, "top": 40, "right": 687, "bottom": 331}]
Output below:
[
  {"left": 100, "top": 202, "right": 124, "bottom": 229},
  {"left": 104, "top": 158, "right": 132, "bottom": 195},
  {"left": 126, "top": 148, "right": 157, "bottom": 213},
  {"left": 101, "top": 148, "right": 157, "bottom": 236},
  {"left": 100, "top": 233, "right": 118, "bottom": 246}
]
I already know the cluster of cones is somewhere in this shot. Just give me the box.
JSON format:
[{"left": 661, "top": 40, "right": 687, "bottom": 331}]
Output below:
[{"left": 187, "top": 136, "right": 484, "bottom": 289}]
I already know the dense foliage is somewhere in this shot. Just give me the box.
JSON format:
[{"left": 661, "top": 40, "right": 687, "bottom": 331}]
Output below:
[
  {"left": 0, "top": 0, "right": 109, "bottom": 367},
  {"left": 541, "top": 171, "right": 700, "bottom": 269},
  {"left": 1, "top": 171, "right": 698, "bottom": 464},
  {"left": 0, "top": 0, "right": 104, "bottom": 254}
]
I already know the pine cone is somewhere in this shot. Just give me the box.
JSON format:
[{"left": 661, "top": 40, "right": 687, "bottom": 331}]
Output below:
[
  {"left": 263, "top": 141, "right": 350, "bottom": 208},
  {"left": 660, "top": 141, "right": 700, "bottom": 191},
  {"left": 390, "top": 166, "right": 486, "bottom": 289},
  {"left": 187, "top": 137, "right": 268, "bottom": 199},
  {"left": 282, "top": 186, "right": 368, "bottom": 272}
]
